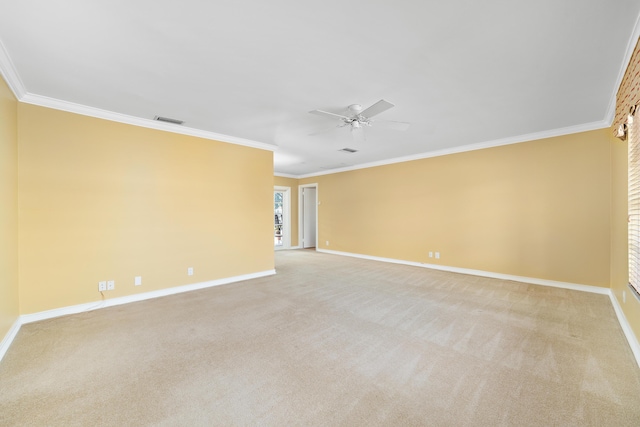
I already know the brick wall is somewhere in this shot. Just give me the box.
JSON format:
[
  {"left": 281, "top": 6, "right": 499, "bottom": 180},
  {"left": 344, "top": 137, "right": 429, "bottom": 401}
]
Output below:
[{"left": 615, "top": 37, "right": 640, "bottom": 129}]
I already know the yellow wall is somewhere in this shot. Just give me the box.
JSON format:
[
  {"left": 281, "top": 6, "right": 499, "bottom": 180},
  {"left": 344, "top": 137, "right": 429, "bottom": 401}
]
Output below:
[
  {"left": 301, "top": 129, "right": 612, "bottom": 287},
  {"left": 0, "top": 75, "right": 19, "bottom": 338},
  {"left": 18, "top": 104, "right": 274, "bottom": 314},
  {"left": 2, "top": 79, "right": 638, "bottom": 355},
  {"left": 274, "top": 176, "right": 299, "bottom": 247}
]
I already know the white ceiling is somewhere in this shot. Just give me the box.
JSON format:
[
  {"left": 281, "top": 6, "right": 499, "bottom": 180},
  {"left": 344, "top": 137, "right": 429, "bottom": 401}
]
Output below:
[{"left": 0, "top": 1, "right": 639, "bottom": 177}]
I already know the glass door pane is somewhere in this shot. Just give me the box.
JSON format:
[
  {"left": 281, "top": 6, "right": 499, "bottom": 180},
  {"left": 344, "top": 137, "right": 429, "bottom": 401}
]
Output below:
[{"left": 274, "top": 191, "right": 283, "bottom": 247}]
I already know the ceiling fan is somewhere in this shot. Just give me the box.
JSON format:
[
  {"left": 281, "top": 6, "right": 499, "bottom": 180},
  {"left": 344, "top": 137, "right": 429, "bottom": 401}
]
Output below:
[{"left": 309, "top": 99, "right": 410, "bottom": 142}]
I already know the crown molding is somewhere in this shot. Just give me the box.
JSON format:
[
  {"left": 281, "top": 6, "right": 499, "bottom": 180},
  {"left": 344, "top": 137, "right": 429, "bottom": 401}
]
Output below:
[
  {"left": 19, "top": 93, "right": 277, "bottom": 152},
  {"left": 290, "top": 119, "right": 610, "bottom": 179},
  {"left": 274, "top": 172, "right": 300, "bottom": 179},
  {"left": 605, "top": 91, "right": 617, "bottom": 127},
  {"left": 0, "top": 36, "right": 275, "bottom": 152},
  {"left": 0, "top": 38, "right": 275, "bottom": 152},
  {"left": 0, "top": 38, "right": 26, "bottom": 99}
]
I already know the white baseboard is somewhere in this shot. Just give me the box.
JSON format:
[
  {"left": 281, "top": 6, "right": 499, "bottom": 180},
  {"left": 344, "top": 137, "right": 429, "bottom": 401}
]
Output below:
[
  {"left": 317, "top": 249, "right": 608, "bottom": 295},
  {"left": 317, "top": 248, "right": 640, "bottom": 367},
  {"left": 20, "top": 269, "right": 276, "bottom": 325},
  {"left": 4, "top": 254, "right": 640, "bottom": 369},
  {"left": 0, "top": 319, "right": 21, "bottom": 363},
  {"left": 609, "top": 291, "right": 640, "bottom": 368}
]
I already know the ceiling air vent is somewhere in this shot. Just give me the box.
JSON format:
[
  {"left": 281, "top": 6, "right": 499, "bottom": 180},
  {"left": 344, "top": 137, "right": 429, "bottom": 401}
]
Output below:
[
  {"left": 339, "top": 148, "right": 358, "bottom": 153},
  {"left": 154, "top": 116, "right": 184, "bottom": 125}
]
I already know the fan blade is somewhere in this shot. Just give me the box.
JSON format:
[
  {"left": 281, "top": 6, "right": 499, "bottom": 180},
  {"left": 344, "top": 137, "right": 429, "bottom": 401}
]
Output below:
[
  {"left": 373, "top": 119, "right": 411, "bottom": 131},
  {"left": 360, "top": 99, "right": 394, "bottom": 118},
  {"left": 351, "top": 126, "right": 366, "bottom": 142},
  {"left": 309, "top": 109, "right": 351, "bottom": 120}
]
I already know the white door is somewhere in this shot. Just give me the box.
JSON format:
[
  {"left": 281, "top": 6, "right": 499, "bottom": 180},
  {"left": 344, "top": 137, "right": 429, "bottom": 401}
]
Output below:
[{"left": 302, "top": 187, "right": 317, "bottom": 248}]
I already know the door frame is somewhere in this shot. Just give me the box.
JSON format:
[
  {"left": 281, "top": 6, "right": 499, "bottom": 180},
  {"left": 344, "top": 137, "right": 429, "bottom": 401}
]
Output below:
[
  {"left": 274, "top": 186, "right": 291, "bottom": 250},
  {"left": 298, "top": 183, "right": 318, "bottom": 249}
]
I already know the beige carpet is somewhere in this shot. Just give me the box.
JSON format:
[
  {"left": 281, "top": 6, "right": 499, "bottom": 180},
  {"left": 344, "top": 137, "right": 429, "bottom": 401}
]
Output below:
[{"left": 1, "top": 250, "right": 640, "bottom": 426}]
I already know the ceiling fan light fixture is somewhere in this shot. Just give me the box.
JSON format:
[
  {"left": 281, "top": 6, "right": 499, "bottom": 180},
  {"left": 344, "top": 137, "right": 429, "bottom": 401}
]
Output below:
[{"left": 309, "top": 99, "right": 408, "bottom": 142}]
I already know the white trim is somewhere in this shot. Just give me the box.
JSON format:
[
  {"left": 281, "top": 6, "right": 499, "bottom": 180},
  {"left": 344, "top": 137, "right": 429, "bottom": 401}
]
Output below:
[
  {"left": 317, "top": 249, "right": 609, "bottom": 295},
  {"left": 274, "top": 172, "right": 299, "bottom": 179},
  {"left": 291, "top": 120, "right": 610, "bottom": 179},
  {"left": 609, "top": 291, "right": 640, "bottom": 368},
  {"left": 605, "top": 93, "right": 617, "bottom": 127},
  {"left": 18, "top": 93, "right": 276, "bottom": 152},
  {"left": 0, "top": 39, "right": 26, "bottom": 99},
  {"left": 20, "top": 269, "right": 275, "bottom": 325},
  {"left": 0, "top": 40, "right": 275, "bottom": 153},
  {"left": 0, "top": 319, "right": 21, "bottom": 363},
  {"left": 0, "top": 44, "right": 276, "bottom": 153},
  {"left": 5, "top": 255, "right": 640, "bottom": 369},
  {"left": 317, "top": 248, "right": 640, "bottom": 366}
]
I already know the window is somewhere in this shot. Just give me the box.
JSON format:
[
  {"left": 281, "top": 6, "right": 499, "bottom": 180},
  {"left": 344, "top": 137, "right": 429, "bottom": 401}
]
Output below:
[{"left": 629, "top": 105, "right": 640, "bottom": 296}]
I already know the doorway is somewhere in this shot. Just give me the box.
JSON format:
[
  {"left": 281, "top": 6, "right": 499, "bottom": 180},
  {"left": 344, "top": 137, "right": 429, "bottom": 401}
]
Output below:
[
  {"left": 274, "top": 186, "right": 290, "bottom": 249},
  {"left": 299, "top": 184, "right": 318, "bottom": 249}
]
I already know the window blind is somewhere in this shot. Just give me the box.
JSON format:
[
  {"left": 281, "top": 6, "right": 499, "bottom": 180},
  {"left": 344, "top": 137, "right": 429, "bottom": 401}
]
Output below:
[{"left": 629, "top": 107, "right": 640, "bottom": 295}]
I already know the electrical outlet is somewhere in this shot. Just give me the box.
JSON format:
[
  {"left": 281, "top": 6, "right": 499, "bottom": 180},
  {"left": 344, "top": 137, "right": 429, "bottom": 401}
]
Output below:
[
  {"left": 429, "top": 252, "right": 433, "bottom": 258},
  {"left": 187, "top": 267, "right": 194, "bottom": 276},
  {"left": 98, "top": 281, "right": 107, "bottom": 292},
  {"left": 135, "top": 276, "right": 142, "bottom": 286},
  {"left": 623, "top": 290, "right": 626, "bottom": 303},
  {"left": 435, "top": 252, "right": 440, "bottom": 259},
  {"left": 107, "top": 280, "right": 115, "bottom": 290},
  {"left": 326, "top": 241, "right": 329, "bottom": 246}
]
